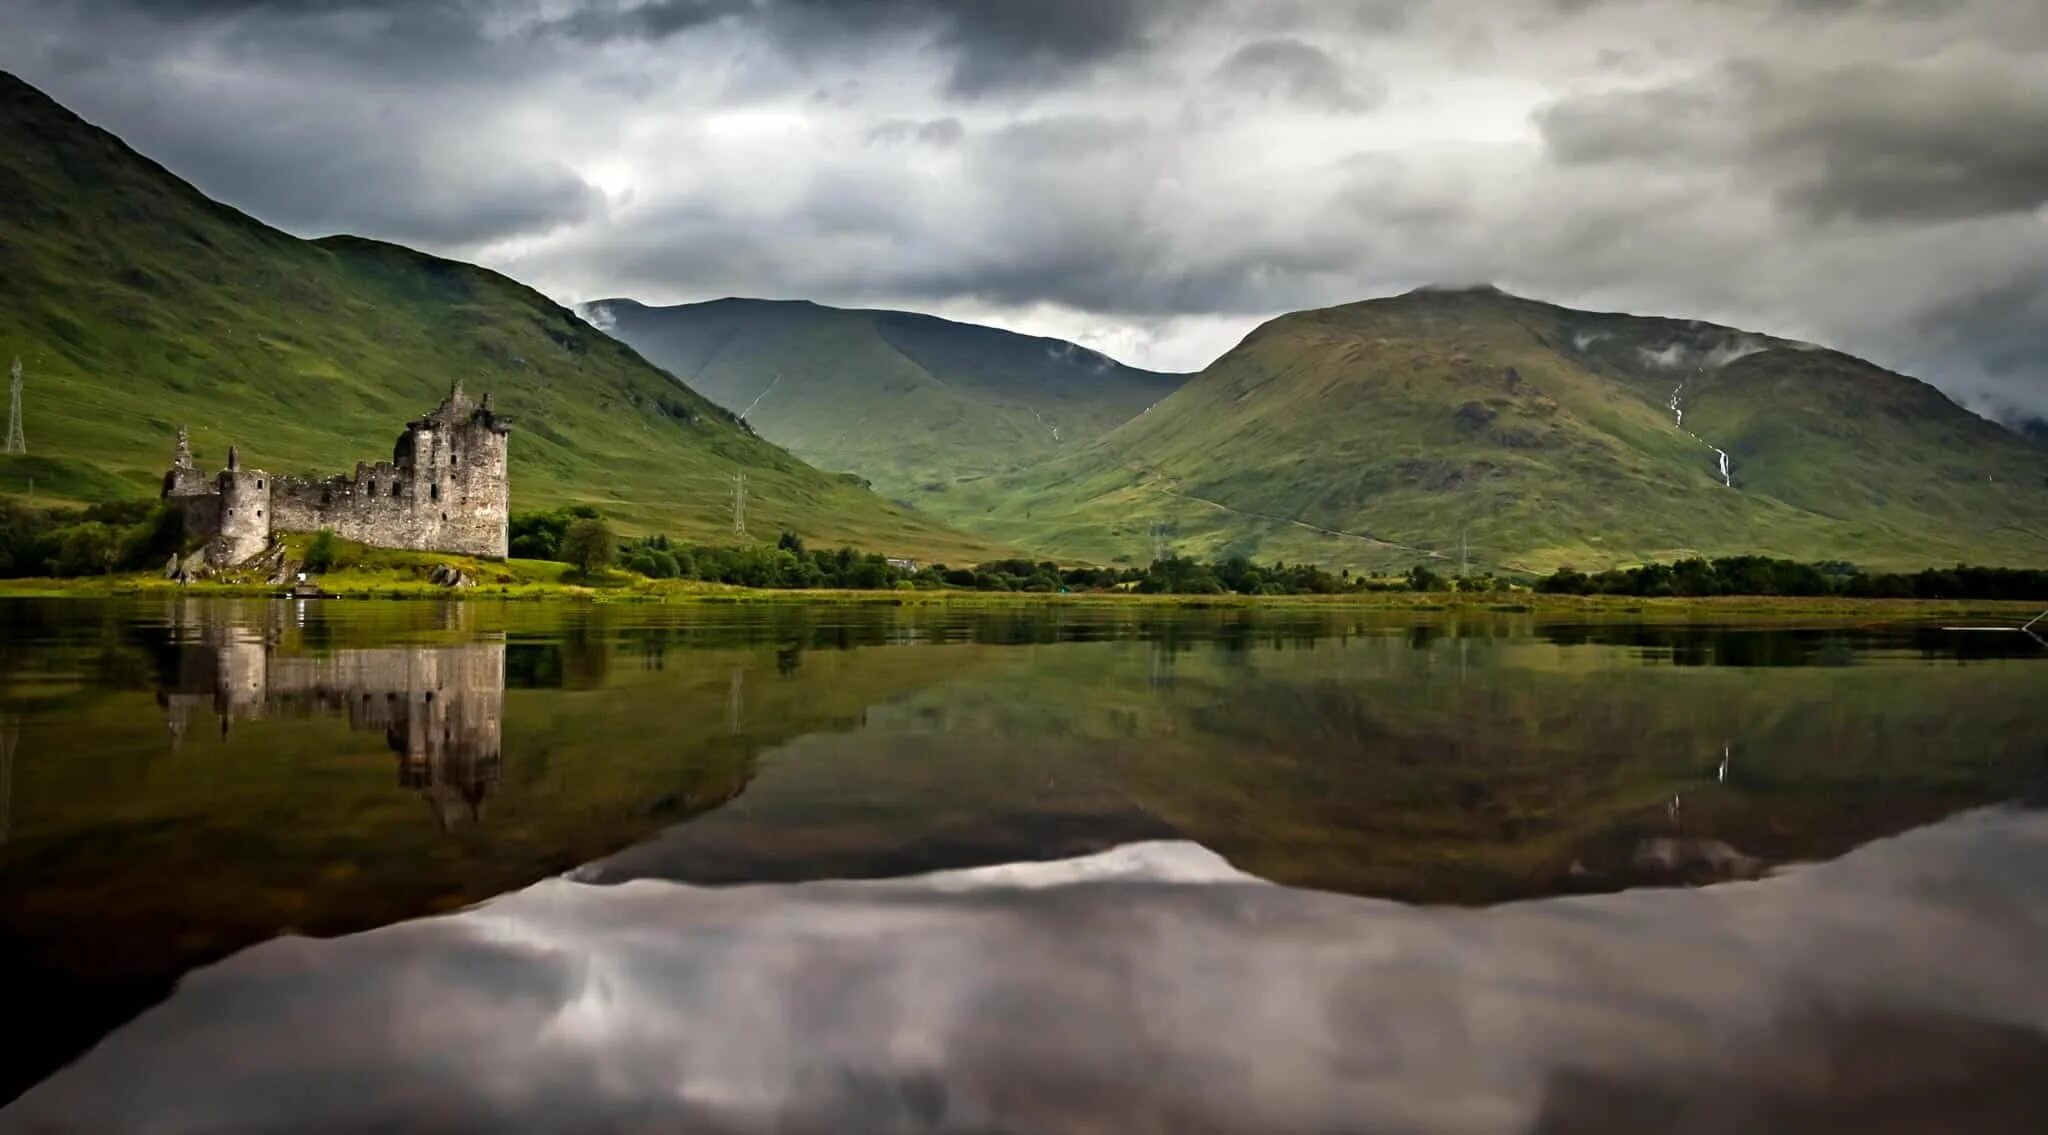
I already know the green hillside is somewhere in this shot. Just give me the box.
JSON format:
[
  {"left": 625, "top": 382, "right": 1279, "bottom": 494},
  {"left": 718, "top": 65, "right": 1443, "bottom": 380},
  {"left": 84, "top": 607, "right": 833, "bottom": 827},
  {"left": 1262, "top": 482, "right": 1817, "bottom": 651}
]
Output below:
[
  {"left": 943, "top": 286, "right": 2048, "bottom": 572},
  {"left": 585, "top": 297, "right": 1184, "bottom": 511},
  {"left": 0, "top": 72, "right": 1003, "bottom": 563}
]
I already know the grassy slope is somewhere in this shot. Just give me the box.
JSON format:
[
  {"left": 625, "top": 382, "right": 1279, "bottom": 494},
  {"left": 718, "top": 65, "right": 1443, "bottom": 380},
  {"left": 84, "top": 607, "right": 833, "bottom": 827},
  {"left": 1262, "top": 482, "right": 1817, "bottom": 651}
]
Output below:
[
  {"left": 587, "top": 297, "right": 1185, "bottom": 509},
  {"left": 0, "top": 72, "right": 1003, "bottom": 563},
  {"left": 947, "top": 287, "right": 2048, "bottom": 571}
]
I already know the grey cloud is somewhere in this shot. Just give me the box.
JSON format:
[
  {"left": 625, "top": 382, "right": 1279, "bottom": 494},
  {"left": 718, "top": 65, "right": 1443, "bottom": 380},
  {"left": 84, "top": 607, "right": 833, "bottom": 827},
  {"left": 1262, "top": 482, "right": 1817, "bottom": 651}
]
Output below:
[
  {"left": 864, "top": 116, "right": 964, "bottom": 147},
  {"left": 1904, "top": 266, "right": 2048, "bottom": 425},
  {"left": 546, "top": 0, "right": 1202, "bottom": 94},
  {"left": 148, "top": 101, "right": 604, "bottom": 245},
  {"left": 1540, "top": 58, "right": 2048, "bottom": 222},
  {"left": 1760, "top": 64, "right": 2048, "bottom": 221},
  {"left": 3, "top": 0, "right": 601, "bottom": 247},
  {"left": 553, "top": 109, "right": 1367, "bottom": 322},
  {"left": 49, "top": 79, "right": 601, "bottom": 247},
  {"left": 4, "top": 0, "right": 2048, "bottom": 413},
  {"left": 1217, "top": 38, "right": 1383, "bottom": 113}
]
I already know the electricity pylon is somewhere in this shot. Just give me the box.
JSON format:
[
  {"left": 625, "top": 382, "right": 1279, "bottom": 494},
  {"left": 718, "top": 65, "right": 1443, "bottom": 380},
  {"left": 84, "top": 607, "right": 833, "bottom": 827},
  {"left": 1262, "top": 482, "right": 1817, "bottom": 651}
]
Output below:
[
  {"left": 731, "top": 471, "right": 749, "bottom": 536},
  {"left": 4, "top": 358, "right": 24, "bottom": 455}
]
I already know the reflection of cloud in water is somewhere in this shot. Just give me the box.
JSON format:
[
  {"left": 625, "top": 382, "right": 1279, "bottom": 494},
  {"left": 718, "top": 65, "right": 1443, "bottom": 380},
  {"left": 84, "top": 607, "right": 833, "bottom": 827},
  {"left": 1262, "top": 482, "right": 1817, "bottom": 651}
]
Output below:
[{"left": 11, "top": 808, "right": 2048, "bottom": 1132}]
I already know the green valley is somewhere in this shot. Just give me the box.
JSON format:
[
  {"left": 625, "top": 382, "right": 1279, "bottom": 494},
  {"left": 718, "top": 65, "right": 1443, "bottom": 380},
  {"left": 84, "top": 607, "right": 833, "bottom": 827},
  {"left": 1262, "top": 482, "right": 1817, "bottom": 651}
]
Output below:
[
  {"left": 585, "top": 297, "right": 1185, "bottom": 506},
  {"left": 0, "top": 73, "right": 1003, "bottom": 564}
]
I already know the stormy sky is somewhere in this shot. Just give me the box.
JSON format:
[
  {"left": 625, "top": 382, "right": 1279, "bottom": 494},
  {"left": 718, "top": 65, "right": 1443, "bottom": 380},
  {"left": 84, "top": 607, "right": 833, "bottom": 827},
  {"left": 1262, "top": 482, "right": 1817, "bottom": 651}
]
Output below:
[{"left": 5, "top": 0, "right": 2047, "bottom": 420}]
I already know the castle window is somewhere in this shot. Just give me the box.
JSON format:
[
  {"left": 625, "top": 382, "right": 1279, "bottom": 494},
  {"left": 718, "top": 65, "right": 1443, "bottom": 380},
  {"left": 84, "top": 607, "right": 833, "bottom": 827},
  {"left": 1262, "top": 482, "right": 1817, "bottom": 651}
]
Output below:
[
  {"left": 391, "top": 482, "right": 401, "bottom": 498},
  {"left": 257, "top": 479, "right": 265, "bottom": 489},
  {"left": 227, "top": 508, "right": 234, "bottom": 517},
  {"left": 256, "top": 509, "right": 263, "bottom": 518},
  {"left": 430, "top": 483, "right": 440, "bottom": 502}
]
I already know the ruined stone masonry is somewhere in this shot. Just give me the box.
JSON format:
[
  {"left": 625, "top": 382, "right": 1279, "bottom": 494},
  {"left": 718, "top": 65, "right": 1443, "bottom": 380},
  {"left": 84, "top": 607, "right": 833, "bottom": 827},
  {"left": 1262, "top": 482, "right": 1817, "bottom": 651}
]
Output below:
[
  {"left": 164, "top": 381, "right": 512, "bottom": 565},
  {"left": 157, "top": 612, "right": 506, "bottom": 830}
]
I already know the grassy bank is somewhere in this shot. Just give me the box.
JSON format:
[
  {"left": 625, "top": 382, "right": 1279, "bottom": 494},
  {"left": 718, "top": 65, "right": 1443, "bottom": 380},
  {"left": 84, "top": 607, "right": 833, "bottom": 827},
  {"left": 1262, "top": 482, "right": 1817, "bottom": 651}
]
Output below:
[{"left": 0, "top": 565, "right": 2042, "bottom": 622}]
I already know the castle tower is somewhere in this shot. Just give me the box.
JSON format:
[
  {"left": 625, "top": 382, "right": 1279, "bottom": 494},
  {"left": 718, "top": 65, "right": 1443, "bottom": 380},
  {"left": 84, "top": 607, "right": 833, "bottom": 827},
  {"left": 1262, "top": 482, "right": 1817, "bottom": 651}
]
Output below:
[
  {"left": 163, "top": 426, "right": 213, "bottom": 498},
  {"left": 392, "top": 379, "right": 512, "bottom": 558},
  {"left": 212, "top": 445, "right": 272, "bottom": 565}
]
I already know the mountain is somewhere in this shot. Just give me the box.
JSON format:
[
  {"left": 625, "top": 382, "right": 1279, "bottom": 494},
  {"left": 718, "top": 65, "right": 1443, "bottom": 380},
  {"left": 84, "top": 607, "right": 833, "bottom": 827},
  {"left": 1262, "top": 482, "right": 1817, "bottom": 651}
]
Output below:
[
  {"left": 2018, "top": 417, "right": 2048, "bottom": 448},
  {"left": 582, "top": 297, "right": 1185, "bottom": 511},
  {"left": 0, "top": 72, "right": 1002, "bottom": 563},
  {"left": 938, "top": 286, "right": 2048, "bottom": 572}
]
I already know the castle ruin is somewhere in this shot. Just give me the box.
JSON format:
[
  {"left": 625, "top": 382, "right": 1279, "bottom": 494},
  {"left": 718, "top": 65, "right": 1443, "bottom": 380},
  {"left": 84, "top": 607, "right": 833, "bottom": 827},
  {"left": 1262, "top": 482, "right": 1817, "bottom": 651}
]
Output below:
[
  {"left": 157, "top": 614, "right": 506, "bottom": 830},
  {"left": 164, "top": 380, "right": 511, "bottom": 564}
]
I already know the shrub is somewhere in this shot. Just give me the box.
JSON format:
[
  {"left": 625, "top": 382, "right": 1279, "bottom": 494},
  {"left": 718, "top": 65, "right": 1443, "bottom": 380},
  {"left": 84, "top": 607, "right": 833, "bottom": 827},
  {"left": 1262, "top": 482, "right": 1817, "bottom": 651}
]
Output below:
[
  {"left": 304, "top": 530, "right": 340, "bottom": 573},
  {"left": 53, "top": 522, "right": 121, "bottom": 576},
  {"left": 1407, "top": 565, "right": 1445, "bottom": 593}
]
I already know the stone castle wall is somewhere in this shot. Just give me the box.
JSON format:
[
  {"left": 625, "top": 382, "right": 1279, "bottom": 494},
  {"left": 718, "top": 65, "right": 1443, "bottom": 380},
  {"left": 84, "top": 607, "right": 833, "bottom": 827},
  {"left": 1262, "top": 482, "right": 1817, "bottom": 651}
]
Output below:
[{"left": 165, "top": 384, "right": 511, "bottom": 566}]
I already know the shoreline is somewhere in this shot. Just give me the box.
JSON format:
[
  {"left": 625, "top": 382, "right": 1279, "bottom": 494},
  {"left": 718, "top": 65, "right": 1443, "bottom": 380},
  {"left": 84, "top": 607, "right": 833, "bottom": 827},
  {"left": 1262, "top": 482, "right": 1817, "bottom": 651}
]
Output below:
[{"left": 0, "top": 574, "right": 2042, "bottom": 621}]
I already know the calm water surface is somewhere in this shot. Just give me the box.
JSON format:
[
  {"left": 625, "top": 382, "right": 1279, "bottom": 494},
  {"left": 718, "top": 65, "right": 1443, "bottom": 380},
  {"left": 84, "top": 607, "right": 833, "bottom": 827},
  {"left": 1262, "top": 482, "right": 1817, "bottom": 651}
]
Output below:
[{"left": 2, "top": 596, "right": 2045, "bottom": 1125}]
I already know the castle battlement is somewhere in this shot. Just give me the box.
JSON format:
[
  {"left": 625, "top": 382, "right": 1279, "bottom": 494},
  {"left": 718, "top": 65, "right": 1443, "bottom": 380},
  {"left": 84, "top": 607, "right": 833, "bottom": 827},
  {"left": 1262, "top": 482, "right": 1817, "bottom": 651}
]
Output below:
[{"left": 165, "top": 380, "right": 512, "bottom": 566}]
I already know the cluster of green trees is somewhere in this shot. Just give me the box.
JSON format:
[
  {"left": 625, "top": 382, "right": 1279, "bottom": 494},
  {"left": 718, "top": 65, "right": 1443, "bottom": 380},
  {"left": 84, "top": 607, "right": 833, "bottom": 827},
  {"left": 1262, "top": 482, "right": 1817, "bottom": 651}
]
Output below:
[
  {"left": 1535, "top": 556, "right": 2048, "bottom": 600},
  {"left": 514, "top": 510, "right": 918, "bottom": 587},
  {"left": 511, "top": 509, "right": 1479, "bottom": 594},
  {"left": 1131, "top": 556, "right": 1478, "bottom": 595},
  {"left": 0, "top": 499, "right": 187, "bottom": 578}
]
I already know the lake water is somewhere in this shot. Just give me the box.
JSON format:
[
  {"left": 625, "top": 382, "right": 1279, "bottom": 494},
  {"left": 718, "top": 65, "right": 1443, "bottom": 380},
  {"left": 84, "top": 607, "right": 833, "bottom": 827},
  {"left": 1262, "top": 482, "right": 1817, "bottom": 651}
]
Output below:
[{"left": 2, "top": 597, "right": 2045, "bottom": 1129}]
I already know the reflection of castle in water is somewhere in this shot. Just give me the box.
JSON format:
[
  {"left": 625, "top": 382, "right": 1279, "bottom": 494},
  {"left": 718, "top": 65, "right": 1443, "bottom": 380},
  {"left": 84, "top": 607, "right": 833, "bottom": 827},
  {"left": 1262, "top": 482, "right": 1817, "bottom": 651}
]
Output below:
[{"left": 157, "top": 623, "right": 505, "bottom": 830}]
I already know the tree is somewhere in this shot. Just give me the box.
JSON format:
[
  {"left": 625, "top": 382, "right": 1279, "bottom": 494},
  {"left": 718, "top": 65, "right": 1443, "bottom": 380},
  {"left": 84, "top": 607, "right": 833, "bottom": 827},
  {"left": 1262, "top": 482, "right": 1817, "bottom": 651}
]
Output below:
[
  {"left": 1406, "top": 564, "right": 1444, "bottom": 593},
  {"left": 776, "top": 530, "right": 807, "bottom": 557},
  {"left": 304, "top": 529, "right": 339, "bottom": 573},
  {"left": 560, "top": 519, "right": 617, "bottom": 577},
  {"left": 53, "top": 522, "right": 121, "bottom": 576},
  {"left": 623, "top": 547, "right": 679, "bottom": 579}
]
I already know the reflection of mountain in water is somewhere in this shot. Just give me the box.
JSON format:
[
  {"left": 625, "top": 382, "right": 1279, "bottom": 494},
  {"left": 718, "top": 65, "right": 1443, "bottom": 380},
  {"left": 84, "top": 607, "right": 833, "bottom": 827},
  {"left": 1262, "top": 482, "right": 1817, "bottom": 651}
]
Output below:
[{"left": 156, "top": 624, "right": 505, "bottom": 829}]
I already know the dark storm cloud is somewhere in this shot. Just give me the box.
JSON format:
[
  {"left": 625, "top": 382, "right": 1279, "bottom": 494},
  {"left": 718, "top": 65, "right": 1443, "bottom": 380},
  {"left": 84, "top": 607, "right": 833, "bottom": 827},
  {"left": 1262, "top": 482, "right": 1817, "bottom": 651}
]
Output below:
[
  {"left": 3, "top": 0, "right": 603, "bottom": 246},
  {"left": 546, "top": 0, "right": 1204, "bottom": 93},
  {"left": 1540, "top": 57, "right": 2048, "bottom": 222},
  {"left": 1907, "top": 267, "right": 2048, "bottom": 419}
]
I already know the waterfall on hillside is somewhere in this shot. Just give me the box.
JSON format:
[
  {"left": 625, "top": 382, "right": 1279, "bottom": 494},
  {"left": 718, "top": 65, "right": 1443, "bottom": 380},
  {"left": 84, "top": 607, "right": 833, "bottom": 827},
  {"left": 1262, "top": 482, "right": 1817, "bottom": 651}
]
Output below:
[{"left": 1669, "top": 375, "right": 1735, "bottom": 488}]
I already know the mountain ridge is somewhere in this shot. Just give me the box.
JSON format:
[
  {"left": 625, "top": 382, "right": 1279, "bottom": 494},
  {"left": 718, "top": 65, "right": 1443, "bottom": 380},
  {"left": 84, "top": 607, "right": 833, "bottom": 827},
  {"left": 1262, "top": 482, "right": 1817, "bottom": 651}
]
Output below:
[
  {"left": 935, "top": 285, "right": 2048, "bottom": 571},
  {"left": 0, "top": 70, "right": 1004, "bottom": 562},
  {"left": 583, "top": 295, "right": 1186, "bottom": 512}
]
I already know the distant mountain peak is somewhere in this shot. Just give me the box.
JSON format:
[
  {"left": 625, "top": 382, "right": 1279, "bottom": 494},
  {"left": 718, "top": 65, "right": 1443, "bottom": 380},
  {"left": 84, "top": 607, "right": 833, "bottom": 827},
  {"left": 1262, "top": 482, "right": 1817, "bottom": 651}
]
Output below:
[{"left": 1405, "top": 282, "right": 1513, "bottom": 298}]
